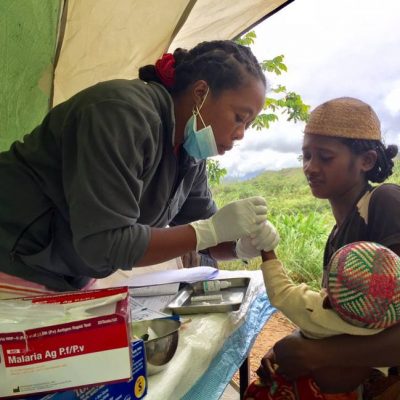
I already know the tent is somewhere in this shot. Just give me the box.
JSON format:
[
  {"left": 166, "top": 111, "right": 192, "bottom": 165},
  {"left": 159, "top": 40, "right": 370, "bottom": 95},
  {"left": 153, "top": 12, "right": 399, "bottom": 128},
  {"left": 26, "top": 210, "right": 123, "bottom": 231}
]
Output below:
[{"left": 1, "top": 0, "right": 293, "bottom": 151}]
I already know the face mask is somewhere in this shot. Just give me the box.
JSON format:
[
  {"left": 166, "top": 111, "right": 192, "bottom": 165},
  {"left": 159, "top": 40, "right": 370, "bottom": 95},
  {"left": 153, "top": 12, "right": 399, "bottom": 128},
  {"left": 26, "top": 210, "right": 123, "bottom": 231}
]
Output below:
[{"left": 183, "top": 88, "right": 218, "bottom": 160}]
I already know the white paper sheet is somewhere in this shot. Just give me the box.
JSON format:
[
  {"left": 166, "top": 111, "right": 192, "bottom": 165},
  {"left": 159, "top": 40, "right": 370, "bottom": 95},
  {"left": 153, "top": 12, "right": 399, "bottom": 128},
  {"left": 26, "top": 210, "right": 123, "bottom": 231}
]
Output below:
[
  {"left": 121, "top": 266, "right": 219, "bottom": 287},
  {"left": 129, "top": 297, "right": 173, "bottom": 321}
]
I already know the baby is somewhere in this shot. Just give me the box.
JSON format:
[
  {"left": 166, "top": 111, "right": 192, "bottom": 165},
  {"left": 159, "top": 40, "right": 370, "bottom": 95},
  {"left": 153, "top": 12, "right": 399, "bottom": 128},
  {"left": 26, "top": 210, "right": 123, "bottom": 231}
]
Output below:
[{"left": 245, "top": 240, "right": 400, "bottom": 399}]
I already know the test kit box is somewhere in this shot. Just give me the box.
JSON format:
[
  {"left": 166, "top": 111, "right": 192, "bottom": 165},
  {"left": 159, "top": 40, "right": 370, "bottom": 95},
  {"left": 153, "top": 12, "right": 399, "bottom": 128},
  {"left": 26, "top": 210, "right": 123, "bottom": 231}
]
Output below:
[
  {"left": 21, "top": 339, "right": 147, "bottom": 400},
  {"left": 0, "top": 287, "right": 132, "bottom": 398}
]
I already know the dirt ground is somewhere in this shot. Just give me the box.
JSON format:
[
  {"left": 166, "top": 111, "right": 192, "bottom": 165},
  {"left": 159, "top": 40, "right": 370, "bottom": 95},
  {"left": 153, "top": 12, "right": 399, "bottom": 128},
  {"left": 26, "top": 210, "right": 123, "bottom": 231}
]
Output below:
[{"left": 233, "top": 310, "right": 296, "bottom": 386}]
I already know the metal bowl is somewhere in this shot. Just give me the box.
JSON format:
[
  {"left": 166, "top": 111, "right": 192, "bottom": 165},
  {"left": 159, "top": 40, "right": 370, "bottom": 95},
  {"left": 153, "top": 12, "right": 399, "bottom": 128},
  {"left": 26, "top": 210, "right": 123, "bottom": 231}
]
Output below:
[{"left": 131, "top": 318, "right": 181, "bottom": 375}]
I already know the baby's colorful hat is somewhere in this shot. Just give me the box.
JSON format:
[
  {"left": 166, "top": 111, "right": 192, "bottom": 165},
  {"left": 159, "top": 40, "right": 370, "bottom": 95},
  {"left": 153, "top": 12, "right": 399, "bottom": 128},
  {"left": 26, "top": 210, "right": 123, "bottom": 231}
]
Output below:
[
  {"left": 327, "top": 241, "right": 400, "bottom": 329},
  {"left": 304, "top": 97, "right": 381, "bottom": 140}
]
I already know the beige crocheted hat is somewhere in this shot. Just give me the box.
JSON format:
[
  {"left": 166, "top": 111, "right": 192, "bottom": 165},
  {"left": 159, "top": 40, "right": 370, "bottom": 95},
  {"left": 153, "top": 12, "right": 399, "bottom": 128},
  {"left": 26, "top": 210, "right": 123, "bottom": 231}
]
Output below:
[{"left": 304, "top": 97, "right": 381, "bottom": 140}]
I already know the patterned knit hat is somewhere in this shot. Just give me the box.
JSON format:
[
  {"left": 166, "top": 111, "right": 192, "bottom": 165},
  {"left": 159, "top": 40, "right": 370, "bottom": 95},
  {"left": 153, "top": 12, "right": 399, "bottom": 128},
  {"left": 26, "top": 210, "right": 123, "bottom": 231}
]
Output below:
[
  {"left": 327, "top": 241, "right": 400, "bottom": 329},
  {"left": 304, "top": 97, "right": 381, "bottom": 140}
]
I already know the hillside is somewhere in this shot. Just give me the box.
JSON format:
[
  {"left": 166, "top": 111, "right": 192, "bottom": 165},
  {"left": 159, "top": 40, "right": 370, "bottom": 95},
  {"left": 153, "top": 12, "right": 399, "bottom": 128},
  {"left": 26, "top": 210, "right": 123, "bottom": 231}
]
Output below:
[
  {"left": 212, "top": 167, "right": 331, "bottom": 217},
  {"left": 213, "top": 160, "right": 400, "bottom": 218}
]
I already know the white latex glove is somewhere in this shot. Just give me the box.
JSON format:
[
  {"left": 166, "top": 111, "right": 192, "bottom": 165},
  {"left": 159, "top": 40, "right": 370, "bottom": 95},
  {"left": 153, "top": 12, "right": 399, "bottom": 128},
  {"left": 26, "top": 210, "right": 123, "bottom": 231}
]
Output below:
[
  {"left": 236, "top": 220, "right": 280, "bottom": 259},
  {"left": 190, "top": 196, "right": 267, "bottom": 251}
]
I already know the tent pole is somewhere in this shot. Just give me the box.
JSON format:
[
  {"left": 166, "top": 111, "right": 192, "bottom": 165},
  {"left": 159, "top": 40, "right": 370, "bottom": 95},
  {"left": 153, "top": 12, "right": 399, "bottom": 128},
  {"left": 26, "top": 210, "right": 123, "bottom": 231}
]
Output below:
[
  {"left": 233, "top": 0, "right": 295, "bottom": 41},
  {"left": 165, "top": 0, "right": 198, "bottom": 52},
  {"left": 49, "top": 0, "right": 69, "bottom": 109}
]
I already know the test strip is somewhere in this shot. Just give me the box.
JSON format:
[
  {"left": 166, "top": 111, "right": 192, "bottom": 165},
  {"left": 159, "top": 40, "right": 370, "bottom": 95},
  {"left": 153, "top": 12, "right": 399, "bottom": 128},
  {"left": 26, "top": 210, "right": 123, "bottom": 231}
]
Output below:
[{"left": 191, "top": 294, "right": 223, "bottom": 302}]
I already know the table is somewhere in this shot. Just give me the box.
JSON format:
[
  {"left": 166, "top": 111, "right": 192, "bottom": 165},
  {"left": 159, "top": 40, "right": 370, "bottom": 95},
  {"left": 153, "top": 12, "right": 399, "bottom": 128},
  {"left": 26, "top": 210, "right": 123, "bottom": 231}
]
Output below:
[
  {"left": 144, "top": 270, "right": 276, "bottom": 400},
  {"left": 0, "top": 263, "right": 276, "bottom": 400}
]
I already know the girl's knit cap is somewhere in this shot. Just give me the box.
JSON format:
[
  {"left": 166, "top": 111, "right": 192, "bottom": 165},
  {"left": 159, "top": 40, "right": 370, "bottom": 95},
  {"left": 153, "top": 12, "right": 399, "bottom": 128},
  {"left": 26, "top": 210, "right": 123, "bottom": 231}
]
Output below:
[
  {"left": 304, "top": 97, "right": 381, "bottom": 140},
  {"left": 327, "top": 241, "right": 400, "bottom": 329}
]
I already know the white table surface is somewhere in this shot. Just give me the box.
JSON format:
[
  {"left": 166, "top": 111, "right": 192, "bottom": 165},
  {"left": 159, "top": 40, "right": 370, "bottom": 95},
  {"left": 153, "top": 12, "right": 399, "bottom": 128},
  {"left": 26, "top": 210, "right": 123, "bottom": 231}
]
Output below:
[{"left": 144, "top": 270, "right": 275, "bottom": 400}]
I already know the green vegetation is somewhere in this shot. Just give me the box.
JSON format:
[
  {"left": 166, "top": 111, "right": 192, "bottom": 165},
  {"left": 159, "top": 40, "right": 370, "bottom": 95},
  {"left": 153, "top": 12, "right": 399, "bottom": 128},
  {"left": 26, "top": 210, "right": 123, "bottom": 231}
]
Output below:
[{"left": 214, "top": 160, "right": 400, "bottom": 290}]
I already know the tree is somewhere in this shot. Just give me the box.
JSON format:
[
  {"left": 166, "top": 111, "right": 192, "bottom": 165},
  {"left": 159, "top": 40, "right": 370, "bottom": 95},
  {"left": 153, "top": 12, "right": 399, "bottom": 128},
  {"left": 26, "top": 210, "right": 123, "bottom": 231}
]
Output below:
[{"left": 206, "top": 31, "right": 310, "bottom": 185}]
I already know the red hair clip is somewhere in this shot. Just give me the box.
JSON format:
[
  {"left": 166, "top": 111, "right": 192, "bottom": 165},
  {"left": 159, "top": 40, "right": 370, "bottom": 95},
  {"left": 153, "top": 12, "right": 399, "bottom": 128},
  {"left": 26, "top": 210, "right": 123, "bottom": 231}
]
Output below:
[{"left": 155, "top": 53, "right": 176, "bottom": 88}]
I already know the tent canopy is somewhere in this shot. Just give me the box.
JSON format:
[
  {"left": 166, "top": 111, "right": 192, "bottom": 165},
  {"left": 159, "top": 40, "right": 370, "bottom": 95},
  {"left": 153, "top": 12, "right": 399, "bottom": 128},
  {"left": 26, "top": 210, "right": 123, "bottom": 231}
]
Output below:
[{"left": 1, "top": 0, "right": 292, "bottom": 150}]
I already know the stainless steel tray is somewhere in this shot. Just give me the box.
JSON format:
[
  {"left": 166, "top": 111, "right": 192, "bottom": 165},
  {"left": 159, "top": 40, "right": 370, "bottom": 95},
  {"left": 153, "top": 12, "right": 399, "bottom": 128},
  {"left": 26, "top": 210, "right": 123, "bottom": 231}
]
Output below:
[{"left": 166, "top": 277, "right": 250, "bottom": 315}]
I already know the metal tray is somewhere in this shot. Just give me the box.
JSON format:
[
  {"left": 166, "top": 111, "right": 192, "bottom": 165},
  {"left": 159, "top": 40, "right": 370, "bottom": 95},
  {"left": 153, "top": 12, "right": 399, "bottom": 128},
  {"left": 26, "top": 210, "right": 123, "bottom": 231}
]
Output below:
[{"left": 166, "top": 277, "right": 250, "bottom": 315}]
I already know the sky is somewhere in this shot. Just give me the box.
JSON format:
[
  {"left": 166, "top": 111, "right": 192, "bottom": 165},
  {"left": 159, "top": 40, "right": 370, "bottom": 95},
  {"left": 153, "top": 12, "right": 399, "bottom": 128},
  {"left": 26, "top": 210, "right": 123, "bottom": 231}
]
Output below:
[{"left": 215, "top": 0, "right": 400, "bottom": 180}]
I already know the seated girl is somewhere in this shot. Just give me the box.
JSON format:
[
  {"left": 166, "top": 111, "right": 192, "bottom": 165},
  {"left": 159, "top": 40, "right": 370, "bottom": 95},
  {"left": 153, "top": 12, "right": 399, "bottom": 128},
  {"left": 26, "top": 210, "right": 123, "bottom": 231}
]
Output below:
[{"left": 243, "top": 97, "right": 400, "bottom": 399}]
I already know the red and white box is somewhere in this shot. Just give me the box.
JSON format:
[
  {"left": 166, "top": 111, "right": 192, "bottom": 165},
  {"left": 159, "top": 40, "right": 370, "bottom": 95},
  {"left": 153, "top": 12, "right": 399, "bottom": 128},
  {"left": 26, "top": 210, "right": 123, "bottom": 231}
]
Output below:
[{"left": 0, "top": 287, "right": 131, "bottom": 398}]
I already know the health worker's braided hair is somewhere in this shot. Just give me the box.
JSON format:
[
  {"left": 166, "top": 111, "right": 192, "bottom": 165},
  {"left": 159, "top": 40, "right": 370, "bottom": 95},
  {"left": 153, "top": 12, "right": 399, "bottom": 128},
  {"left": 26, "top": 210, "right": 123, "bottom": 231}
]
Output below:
[
  {"left": 139, "top": 40, "right": 266, "bottom": 95},
  {"left": 339, "top": 138, "right": 398, "bottom": 183}
]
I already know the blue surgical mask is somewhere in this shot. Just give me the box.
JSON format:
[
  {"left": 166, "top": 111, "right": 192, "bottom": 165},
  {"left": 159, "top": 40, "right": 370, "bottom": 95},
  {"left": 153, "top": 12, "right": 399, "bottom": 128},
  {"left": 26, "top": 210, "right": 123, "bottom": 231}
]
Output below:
[{"left": 183, "top": 89, "right": 218, "bottom": 160}]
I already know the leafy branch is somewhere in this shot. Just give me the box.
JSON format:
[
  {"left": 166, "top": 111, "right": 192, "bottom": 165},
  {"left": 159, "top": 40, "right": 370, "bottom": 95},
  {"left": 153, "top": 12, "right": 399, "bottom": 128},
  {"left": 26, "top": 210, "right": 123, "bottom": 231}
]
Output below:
[
  {"left": 206, "top": 159, "right": 227, "bottom": 186},
  {"left": 207, "top": 31, "right": 310, "bottom": 184}
]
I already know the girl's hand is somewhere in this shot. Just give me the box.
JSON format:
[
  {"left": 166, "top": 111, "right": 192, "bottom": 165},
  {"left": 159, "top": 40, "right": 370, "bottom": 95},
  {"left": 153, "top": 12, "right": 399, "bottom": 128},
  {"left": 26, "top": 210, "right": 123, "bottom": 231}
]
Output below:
[
  {"left": 256, "top": 348, "right": 277, "bottom": 385},
  {"left": 272, "top": 330, "right": 317, "bottom": 380}
]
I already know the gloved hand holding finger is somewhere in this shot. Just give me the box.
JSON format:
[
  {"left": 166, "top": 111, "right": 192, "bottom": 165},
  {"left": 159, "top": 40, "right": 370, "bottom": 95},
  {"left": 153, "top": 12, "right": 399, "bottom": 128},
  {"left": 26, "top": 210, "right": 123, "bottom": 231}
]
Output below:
[
  {"left": 253, "top": 213, "right": 268, "bottom": 225},
  {"left": 251, "top": 221, "right": 280, "bottom": 252},
  {"left": 235, "top": 235, "right": 259, "bottom": 260},
  {"left": 190, "top": 196, "right": 268, "bottom": 251},
  {"left": 236, "top": 220, "right": 279, "bottom": 259},
  {"left": 249, "top": 196, "right": 269, "bottom": 207},
  {"left": 253, "top": 203, "right": 268, "bottom": 217}
]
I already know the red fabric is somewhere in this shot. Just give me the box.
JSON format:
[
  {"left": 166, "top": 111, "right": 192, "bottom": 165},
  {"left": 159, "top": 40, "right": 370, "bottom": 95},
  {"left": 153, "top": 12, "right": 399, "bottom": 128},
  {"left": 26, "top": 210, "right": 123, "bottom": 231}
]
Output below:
[
  {"left": 0, "top": 271, "right": 96, "bottom": 298},
  {"left": 155, "top": 53, "right": 175, "bottom": 88},
  {"left": 243, "top": 376, "right": 358, "bottom": 400}
]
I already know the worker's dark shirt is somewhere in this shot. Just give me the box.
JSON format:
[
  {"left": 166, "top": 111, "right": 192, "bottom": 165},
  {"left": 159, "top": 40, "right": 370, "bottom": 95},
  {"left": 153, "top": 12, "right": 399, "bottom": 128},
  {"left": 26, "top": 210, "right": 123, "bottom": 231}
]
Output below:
[{"left": 0, "top": 79, "right": 216, "bottom": 290}]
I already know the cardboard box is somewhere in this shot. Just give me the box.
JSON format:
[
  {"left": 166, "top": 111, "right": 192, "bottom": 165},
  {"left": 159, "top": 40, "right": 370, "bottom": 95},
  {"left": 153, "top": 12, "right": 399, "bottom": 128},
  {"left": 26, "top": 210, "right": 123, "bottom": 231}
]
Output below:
[
  {"left": 20, "top": 339, "right": 147, "bottom": 400},
  {"left": 0, "top": 287, "right": 132, "bottom": 398}
]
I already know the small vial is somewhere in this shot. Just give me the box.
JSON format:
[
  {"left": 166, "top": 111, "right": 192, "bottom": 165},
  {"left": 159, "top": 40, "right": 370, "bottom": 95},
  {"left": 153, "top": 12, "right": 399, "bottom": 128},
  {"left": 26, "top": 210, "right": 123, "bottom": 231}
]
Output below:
[{"left": 191, "top": 280, "right": 231, "bottom": 294}]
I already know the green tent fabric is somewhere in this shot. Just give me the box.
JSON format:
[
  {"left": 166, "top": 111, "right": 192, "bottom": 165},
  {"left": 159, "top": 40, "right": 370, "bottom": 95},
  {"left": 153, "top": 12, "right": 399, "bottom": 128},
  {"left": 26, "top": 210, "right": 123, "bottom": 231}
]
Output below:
[
  {"left": 0, "top": 0, "right": 61, "bottom": 150},
  {"left": 0, "top": 0, "right": 292, "bottom": 151}
]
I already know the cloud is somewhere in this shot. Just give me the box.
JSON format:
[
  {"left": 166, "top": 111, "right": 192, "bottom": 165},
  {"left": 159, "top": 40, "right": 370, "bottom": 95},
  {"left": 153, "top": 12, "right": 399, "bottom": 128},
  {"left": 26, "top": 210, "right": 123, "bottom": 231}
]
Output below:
[
  {"left": 215, "top": 119, "right": 306, "bottom": 179},
  {"left": 219, "top": 0, "right": 400, "bottom": 178},
  {"left": 237, "top": 121, "right": 304, "bottom": 154},
  {"left": 214, "top": 147, "right": 301, "bottom": 180},
  {"left": 384, "top": 80, "right": 400, "bottom": 116}
]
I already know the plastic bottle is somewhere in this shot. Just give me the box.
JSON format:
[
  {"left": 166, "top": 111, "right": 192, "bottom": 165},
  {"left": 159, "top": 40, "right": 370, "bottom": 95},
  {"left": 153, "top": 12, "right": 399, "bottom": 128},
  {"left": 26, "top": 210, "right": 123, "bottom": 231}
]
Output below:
[{"left": 191, "top": 280, "right": 231, "bottom": 294}]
